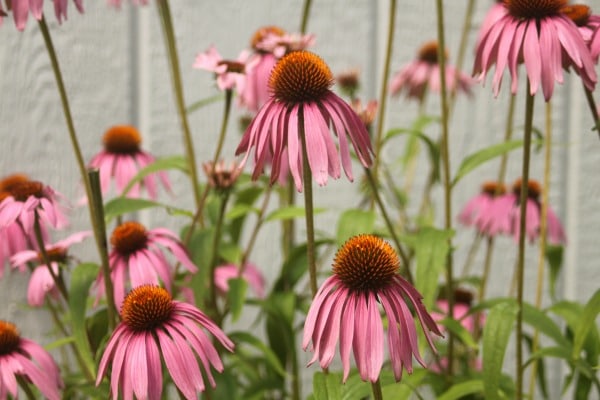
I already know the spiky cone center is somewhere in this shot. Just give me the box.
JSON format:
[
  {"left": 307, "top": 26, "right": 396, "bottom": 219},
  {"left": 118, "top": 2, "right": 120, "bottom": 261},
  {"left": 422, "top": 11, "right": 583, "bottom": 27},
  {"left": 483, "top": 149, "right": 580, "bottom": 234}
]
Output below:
[
  {"left": 418, "top": 41, "right": 447, "bottom": 64},
  {"left": 561, "top": 5, "right": 591, "bottom": 26},
  {"left": 269, "top": 51, "right": 333, "bottom": 105},
  {"left": 218, "top": 60, "right": 245, "bottom": 74},
  {"left": 512, "top": 178, "right": 542, "bottom": 201},
  {"left": 251, "top": 25, "right": 286, "bottom": 50},
  {"left": 0, "top": 321, "right": 20, "bottom": 355},
  {"left": 103, "top": 125, "right": 142, "bottom": 154},
  {"left": 111, "top": 221, "right": 148, "bottom": 255},
  {"left": 121, "top": 285, "right": 173, "bottom": 331},
  {"left": 39, "top": 247, "right": 68, "bottom": 264},
  {"left": 504, "top": 0, "right": 567, "bottom": 19},
  {"left": 9, "top": 181, "right": 44, "bottom": 201},
  {"left": 481, "top": 181, "right": 507, "bottom": 197},
  {"left": 0, "top": 174, "right": 29, "bottom": 193},
  {"left": 333, "top": 234, "right": 400, "bottom": 292}
]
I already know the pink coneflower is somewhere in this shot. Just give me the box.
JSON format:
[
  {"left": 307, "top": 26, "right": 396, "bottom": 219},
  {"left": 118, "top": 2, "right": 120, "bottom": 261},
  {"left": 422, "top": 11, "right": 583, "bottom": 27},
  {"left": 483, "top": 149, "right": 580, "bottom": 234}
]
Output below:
[
  {"left": 214, "top": 262, "right": 266, "bottom": 299},
  {"left": 0, "top": 321, "right": 63, "bottom": 400},
  {"left": 561, "top": 4, "right": 600, "bottom": 43},
  {"left": 473, "top": 0, "right": 597, "bottom": 101},
  {"left": 88, "top": 125, "right": 171, "bottom": 200},
  {"left": 591, "top": 25, "right": 600, "bottom": 62},
  {"left": 476, "top": 1, "right": 507, "bottom": 47},
  {"left": 236, "top": 51, "right": 373, "bottom": 192},
  {"left": 193, "top": 45, "right": 254, "bottom": 92},
  {"left": 202, "top": 159, "right": 243, "bottom": 193},
  {"left": 0, "top": 180, "right": 68, "bottom": 233},
  {"left": 94, "top": 221, "right": 198, "bottom": 309},
  {"left": 389, "top": 41, "right": 474, "bottom": 102},
  {"left": 458, "top": 181, "right": 507, "bottom": 235},
  {"left": 7, "top": 0, "right": 84, "bottom": 31},
  {"left": 96, "top": 285, "right": 234, "bottom": 400},
  {"left": 431, "top": 289, "right": 484, "bottom": 334},
  {"left": 303, "top": 234, "right": 442, "bottom": 382},
  {"left": 350, "top": 99, "right": 378, "bottom": 132},
  {"left": 10, "top": 231, "right": 91, "bottom": 306}
]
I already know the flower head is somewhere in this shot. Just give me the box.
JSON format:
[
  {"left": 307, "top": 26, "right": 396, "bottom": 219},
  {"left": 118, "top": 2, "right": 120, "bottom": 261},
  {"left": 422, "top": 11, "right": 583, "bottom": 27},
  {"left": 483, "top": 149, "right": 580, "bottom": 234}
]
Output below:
[
  {"left": 11, "top": 231, "right": 91, "bottom": 306},
  {"left": 303, "top": 234, "right": 442, "bottom": 382},
  {"left": 88, "top": 125, "right": 171, "bottom": 200},
  {"left": 0, "top": 321, "right": 63, "bottom": 399},
  {"left": 390, "top": 41, "right": 474, "bottom": 102},
  {"left": 473, "top": 0, "right": 597, "bottom": 101},
  {"left": 214, "top": 262, "right": 266, "bottom": 299},
  {"left": 431, "top": 288, "right": 484, "bottom": 334},
  {"left": 202, "top": 160, "right": 243, "bottom": 193},
  {"left": 96, "top": 285, "right": 234, "bottom": 400},
  {"left": 95, "top": 221, "right": 198, "bottom": 309},
  {"left": 236, "top": 51, "right": 373, "bottom": 192},
  {"left": 561, "top": 4, "right": 600, "bottom": 43},
  {"left": 458, "top": 181, "right": 507, "bottom": 235},
  {"left": 193, "top": 45, "right": 254, "bottom": 92},
  {"left": 7, "top": 0, "right": 84, "bottom": 31}
]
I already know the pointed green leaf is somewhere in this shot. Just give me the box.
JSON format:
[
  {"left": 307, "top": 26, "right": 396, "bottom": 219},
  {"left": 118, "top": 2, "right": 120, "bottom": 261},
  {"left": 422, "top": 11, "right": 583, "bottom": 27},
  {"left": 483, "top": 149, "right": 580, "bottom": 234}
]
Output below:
[
  {"left": 121, "top": 155, "right": 189, "bottom": 196},
  {"left": 437, "top": 380, "right": 484, "bottom": 400},
  {"left": 186, "top": 93, "right": 225, "bottom": 113},
  {"left": 228, "top": 331, "right": 287, "bottom": 377},
  {"left": 227, "top": 278, "right": 248, "bottom": 322},
  {"left": 336, "top": 209, "right": 376, "bottom": 245},
  {"left": 265, "top": 206, "right": 326, "bottom": 222},
  {"left": 437, "top": 317, "right": 478, "bottom": 350},
  {"left": 522, "top": 302, "right": 570, "bottom": 348},
  {"left": 483, "top": 301, "right": 518, "bottom": 400},
  {"left": 573, "top": 289, "right": 600, "bottom": 359},
  {"left": 103, "top": 197, "right": 192, "bottom": 223},
  {"left": 313, "top": 371, "right": 342, "bottom": 400},
  {"left": 545, "top": 245, "right": 563, "bottom": 300}
]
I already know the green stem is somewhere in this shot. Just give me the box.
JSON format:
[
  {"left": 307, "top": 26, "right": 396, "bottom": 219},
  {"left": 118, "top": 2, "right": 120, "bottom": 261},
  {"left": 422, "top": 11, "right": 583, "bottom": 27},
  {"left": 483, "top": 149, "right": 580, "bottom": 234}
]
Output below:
[
  {"left": 282, "top": 181, "right": 296, "bottom": 263},
  {"left": 435, "top": 0, "right": 455, "bottom": 380},
  {"left": 364, "top": 168, "right": 413, "bottom": 284},
  {"left": 371, "top": 0, "right": 397, "bottom": 184},
  {"left": 370, "top": 379, "right": 384, "bottom": 400},
  {"left": 88, "top": 170, "right": 118, "bottom": 330},
  {"left": 448, "top": 0, "right": 475, "bottom": 110},
  {"left": 240, "top": 186, "right": 272, "bottom": 273},
  {"left": 157, "top": 0, "right": 202, "bottom": 211},
  {"left": 460, "top": 233, "right": 482, "bottom": 277},
  {"left": 299, "top": 0, "right": 313, "bottom": 34},
  {"left": 16, "top": 376, "right": 37, "bottom": 400},
  {"left": 583, "top": 85, "right": 600, "bottom": 135},
  {"left": 498, "top": 94, "right": 516, "bottom": 184},
  {"left": 32, "top": 214, "right": 68, "bottom": 301},
  {"left": 528, "top": 100, "right": 552, "bottom": 398},
  {"left": 516, "top": 83, "right": 535, "bottom": 400},
  {"left": 208, "top": 192, "right": 230, "bottom": 324},
  {"left": 299, "top": 111, "right": 318, "bottom": 297}
]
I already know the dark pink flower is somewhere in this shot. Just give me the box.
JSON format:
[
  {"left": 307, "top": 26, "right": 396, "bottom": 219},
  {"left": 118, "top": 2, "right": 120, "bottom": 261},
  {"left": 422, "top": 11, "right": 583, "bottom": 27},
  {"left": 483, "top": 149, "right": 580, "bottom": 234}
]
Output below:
[
  {"left": 10, "top": 231, "right": 91, "bottom": 306},
  {"left": 390, "top": 41, "right": 474, "bottom": 101},
  {"left": 8, "top": 0, "right": 83, "bottom": 31},
  {"left": 94, "top": 221, "right": 198, "bottom": 309},
  {"left": 214, "top": 262, "right": 266, "bottom": 299},
  {"left": 236, "top": 51, "right": 373, "bottom": 192},
  {"left": 0, "top": 321, "right": 63, "bottom": 400},
  {"left": 88, "top": 125, "right": 171, "bottom": 200},
  {"left": 96, "top": 285, "right": 234, "bottom": 400},
  {"left": 458, "top": 181, "right": 507, "bottom": 235},
  {"left": 473, "top": 0, "right": 597, "bottom": 101},
  {"left": 303, "top": 234, "right": 442, "bottom": 383},
  {"left": 193, "top": 45, "right": 255, "bottom": 92}
]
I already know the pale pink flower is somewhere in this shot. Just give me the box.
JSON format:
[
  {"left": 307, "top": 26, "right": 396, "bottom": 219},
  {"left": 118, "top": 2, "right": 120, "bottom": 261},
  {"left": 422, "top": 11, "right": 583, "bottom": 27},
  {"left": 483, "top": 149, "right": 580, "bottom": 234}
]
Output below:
[
  {"left": 96, "top": 285, "right": 234, "bottom": 400},
  {"left": 214, "top": 262, "right": 266, "bottom": 299},
  {"left": 88, "top": 125, "right": 171, "bottom": 200},
  {"left": 458, "top": 181, "right": 507, "bottom": 235},
  {"left": 94, "top": 221, "right": 198, "bottom": 309},
  {"left": 10, "top": 231, "right": 91, "bottom": 306},
  {"left": 8, "top": 0, "right": 83, "bottom": 31},
  {"left": 303, "top": 235, "right": 442, "bottom": 383},
  {"left": 0, "top": 321, "right": 63, "bottom": 400},
  {"left": 236, "top": 51, "right": 373, "bottom": 192},
  {"left": 592, "top": 26, "right": 600, "bottom": 62},
  {"left": 473, "top": 0, "right": 597, "bottom": 101},
  {"left": 390, "top": 41, "right": 474, "bottom": 102},
  {"left": 476, "top": 1, "right": 507, "bottom": 48},
  {"left": 193, "top": 45, "right": 255, "bottom": 92}
]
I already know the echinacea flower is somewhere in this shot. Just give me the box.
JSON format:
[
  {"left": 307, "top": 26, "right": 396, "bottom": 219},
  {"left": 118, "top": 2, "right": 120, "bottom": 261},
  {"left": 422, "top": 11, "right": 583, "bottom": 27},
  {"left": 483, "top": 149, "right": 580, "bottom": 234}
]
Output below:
[
  {"left": 303, "top": 234, "right": 442, "bottom": 382},
  {"left": 431, "top": 288, "right": 484, "bottom": 334},
  {"left": 10, "top": 231, "right": 91, "bottom": 306},
  {"left": 473, "top": 0, "right": 597, "bottom": 101},
  {"left": 96, "top": 285, "right": 234, "bottom": 400},
  {"left": 0, "top": 321, "right": 63, "bottom": 400},
  {"left": 202, "top": 160, "right": 243, "bottom": 193},
  {"left": 214, "top": 262, "right": 266, "bottom": 299},
  {"left": 193, "top": 45, "right": 254, "bottom": 92},
  {"left": 458, "top": 181, "right": 507, "bottom": 235},
  {"left": 389, "top": 41, "right": 474, "bottom": 102},
  {"left": 561, "top": 4, "right": 600, "bottom": 44},
  {"left": 88, "top": 125, "right": 171, "bottom": 200},
  {"left": 94, "top": 221, "right": 198, "bottom": 309},
  {"left": 0, "top": 180, "right": 68, "bottom": 233},
  {"left": 476, "top": 1, "right": 507, "bottom": 47},
  {"left": 7, "top": 0, "right": 84, "bottom": 31},
  {"left": 337, "top": 69, "right": 361, "bottom": 99},
  {"left": 350, "top": 99, "right": 378, "bottom": 132},
  {"left": 236, "top": 51, "right": 373, "bottom": 192}
]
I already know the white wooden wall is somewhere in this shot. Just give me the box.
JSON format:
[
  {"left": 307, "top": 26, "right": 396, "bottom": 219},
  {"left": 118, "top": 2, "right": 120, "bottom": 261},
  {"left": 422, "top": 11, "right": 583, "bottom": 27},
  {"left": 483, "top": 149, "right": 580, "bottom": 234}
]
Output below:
[{"left": 0, "top": 1, "right": 599, "bottom": 396}]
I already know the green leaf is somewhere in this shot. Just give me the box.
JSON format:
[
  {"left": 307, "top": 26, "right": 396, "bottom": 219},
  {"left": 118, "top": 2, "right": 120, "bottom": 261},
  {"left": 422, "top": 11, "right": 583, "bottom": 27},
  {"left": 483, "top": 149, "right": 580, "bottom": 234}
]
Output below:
[
  {"left": 313, "top": 371, "right": 342, "bottom": 400},
  {"left": 403, "top": 227, "right": 454, "bottom": 308},
  {"left": 103, "top": 196, "right": 192, "bottom": 223},
  {"left": 384, "top": 125, "right": 441, "bottom": 182},
  {"left": 186, "top": 93, "right": 225, "bottom": 113},
  {"left": 437, "top": 380, "right": 484, "bottom": 400},
  {"left": 336, "top": 209, "right": 376, "bottom": 245},
  {"left": 265, "top": 206, "right": 325, "bottom": 222},
  {"left": 226, "top": 203, "right": 259, "bottom": 220},
  {"left": 573, "top": 289, "right": 600, "bottom": 359},
  {"left": 228, "top": 331, "right": 287, "bottom": 378},
  {"left": 452, "top": 140, "right": 524, "bottom": 187},
  {"left": 121, "top": 155, "right": 188, "bottom": 196},
  {"left": 69, "top": 263, "right": 100, "bottom": 377},
  {"left": 379, "top": 368, "right": 428, "bottom": 400},
  {"left": 437, "top": 317, "right": 478, "bottom": 350},
  {"left": 483, "top": 301, "right": 518, "bottom": 400},
  {"left": 545, "top": 245, "right": 563, "bottom": 300},
  {"left": 227, "top": 278, "right": 248, "bottom": 322},
  {"left": 522, "top": 302, "right": 570, "bottom": 348}
]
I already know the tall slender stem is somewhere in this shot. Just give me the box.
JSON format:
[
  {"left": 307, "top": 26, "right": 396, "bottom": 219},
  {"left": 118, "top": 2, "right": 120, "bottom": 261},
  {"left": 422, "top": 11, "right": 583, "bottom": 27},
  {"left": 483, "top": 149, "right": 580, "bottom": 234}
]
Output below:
[
  {"left": 435, "top": 0, "right": 455, "bottom": 379},
  {"left": 299, "top": 111, "right": 318, "bottom": 297},
  {"left": 32, "top": 214, "right": 68, "bottom": 301},
  {"left": 371, "top": 0, "right": 397, "bottom": 183},
  {"left": 583, "top": 85, "right": 600, "bottom": 135},
  {"left": 299, "top": 0, "right": 313, "bottom": 34},
  {"left": 528, "top": 100, "right": 552, "bottom": 398},
  {"left": 448, "top": 0, "right": 475, "bottom": 111},
  {"left": 371, "top": 379, "right": 384, "bottom": 400},
  {"left": 516, "top": 84, "right": 535, "bottom": 400},
  {"left": 240, "top": 186, "right": 272, "bottom": 272},
  {"left": 157, "top": 0, "right": 202, "bottom": 210},
  {"left": 498, "top": 95, "right": 517, "bottom": 184},
  {"left": 208, "top": 192, "right": 230, "bottom": 323}
]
